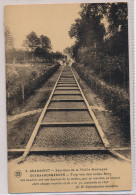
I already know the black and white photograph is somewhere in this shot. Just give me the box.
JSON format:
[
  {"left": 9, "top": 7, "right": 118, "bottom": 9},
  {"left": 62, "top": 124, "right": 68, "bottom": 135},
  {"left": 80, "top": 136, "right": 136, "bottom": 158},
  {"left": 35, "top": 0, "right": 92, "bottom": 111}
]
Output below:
[{"left": 4, "top": 2, "right": 132, "bottom": 193}]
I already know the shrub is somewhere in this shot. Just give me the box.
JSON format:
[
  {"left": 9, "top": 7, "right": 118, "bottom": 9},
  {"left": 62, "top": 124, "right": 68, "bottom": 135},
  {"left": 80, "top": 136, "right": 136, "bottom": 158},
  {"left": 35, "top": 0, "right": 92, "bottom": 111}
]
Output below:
[
  {"left": 7, "top": 63, "right": 60, "bottom": 114},
  {"left": 73, "top": 62, "right": 130, "bottom": 134}
]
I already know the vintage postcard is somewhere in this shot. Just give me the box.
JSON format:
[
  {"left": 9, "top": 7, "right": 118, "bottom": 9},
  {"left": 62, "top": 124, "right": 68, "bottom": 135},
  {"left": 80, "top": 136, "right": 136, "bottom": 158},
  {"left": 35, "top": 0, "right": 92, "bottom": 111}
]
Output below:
[{"left": 5, "top": 2, "right": 132, "bottom": 193}]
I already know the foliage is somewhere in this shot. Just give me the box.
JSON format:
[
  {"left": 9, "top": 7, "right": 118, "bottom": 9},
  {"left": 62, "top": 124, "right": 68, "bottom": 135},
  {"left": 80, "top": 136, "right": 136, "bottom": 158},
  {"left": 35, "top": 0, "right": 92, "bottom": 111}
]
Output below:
[
  {"left": 69, "top": 4, "right": 106, "bottom": 49},
  {"left": 23, "top": 31, "right": 66, "bottom": 63},
  {"left": 7, "top": 63, "right": 60, "bottom": 115},
  {"left": 63, "top": 46, "right": 74, "bottom": 58},
  {"left": 68, "top": 3, "right": 129, "bottom": 130},
  {"left": 40, "top": 35, "right": 52, "bottom": 52},
  {"left": 68, "top": 3, "right": 129, "bottom": 90},
  {"left": 73, "top": 62, "right": 130, "bottom": 134},
  {"left": 5, "top": 26, "right": 14, "bottom": 51},
  {"left": 23, "top": 32, "right": 52, "bottom": 53},
  {"left": 6, "top": 31, "right": 66, "bottom": 64},
  {"left": 23, "top": 31, "right": 41, "bottom": 51},
  {"left": 6, "top": 49, "right": 27, "bottom": 64}
]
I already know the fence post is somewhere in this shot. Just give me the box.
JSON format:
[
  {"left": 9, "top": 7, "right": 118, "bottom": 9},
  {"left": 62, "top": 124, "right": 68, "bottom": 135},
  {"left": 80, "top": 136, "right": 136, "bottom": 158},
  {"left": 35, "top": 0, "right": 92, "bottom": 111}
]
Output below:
[{"left": 22, "top": 84, "right": 24, "bottom": 101}]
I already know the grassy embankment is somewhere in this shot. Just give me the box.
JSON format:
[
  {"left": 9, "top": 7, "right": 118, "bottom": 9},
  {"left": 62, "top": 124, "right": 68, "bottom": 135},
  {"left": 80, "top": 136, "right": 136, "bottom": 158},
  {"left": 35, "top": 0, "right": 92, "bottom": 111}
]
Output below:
[
  {"left": 7, "top": 62, "right": 61, "bottom": 152},
  {"left": 6, "top": 62, "right": 60, "bottom": 115},
  {"left": 73, "top": 62, "right": 130, "bottom": 137}
]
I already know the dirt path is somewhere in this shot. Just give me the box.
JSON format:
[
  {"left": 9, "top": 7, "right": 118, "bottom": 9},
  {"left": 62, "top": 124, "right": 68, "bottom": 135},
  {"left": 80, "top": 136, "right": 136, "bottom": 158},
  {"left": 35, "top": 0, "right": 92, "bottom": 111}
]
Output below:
[
  {"left": 7, "top": 109, "right": 42, "bottom": 122},
  {"left": 8, "top": 66, "right": 62, "bottom": 116}
]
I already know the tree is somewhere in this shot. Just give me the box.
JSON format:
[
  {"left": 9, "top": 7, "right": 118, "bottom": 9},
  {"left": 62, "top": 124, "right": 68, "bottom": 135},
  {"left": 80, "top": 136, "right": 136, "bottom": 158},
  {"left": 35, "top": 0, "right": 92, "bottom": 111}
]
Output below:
[
  {"left": 23, "top": 31, "right": 40, "bottom": 51},
  {"left": 63, "top": 46, "right": 74, "bottom": 58},
  {"left": 106, "top": 3, "right": 128, "bottom": 55},
  {"left": 68, "top": 3, "right": 129, "bottom": 90},
  {"left": 34, "top": 47, "right": 45, "bottom": 58},
  {"left": 40, "top": 35, "right": 52, "bottom": 52},
  {"left": 69, "top": 3, "right": 106, "bottom": 60},
  {"left": 5, "top": 26, "right": 14, "bottom": 51}
]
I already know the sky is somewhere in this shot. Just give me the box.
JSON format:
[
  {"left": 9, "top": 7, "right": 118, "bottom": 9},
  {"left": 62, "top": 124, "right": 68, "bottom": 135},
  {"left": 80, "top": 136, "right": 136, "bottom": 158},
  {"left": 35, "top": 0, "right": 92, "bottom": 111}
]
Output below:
[{"left": 5, "top": 4, "right": 81, "bottom": 52}]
